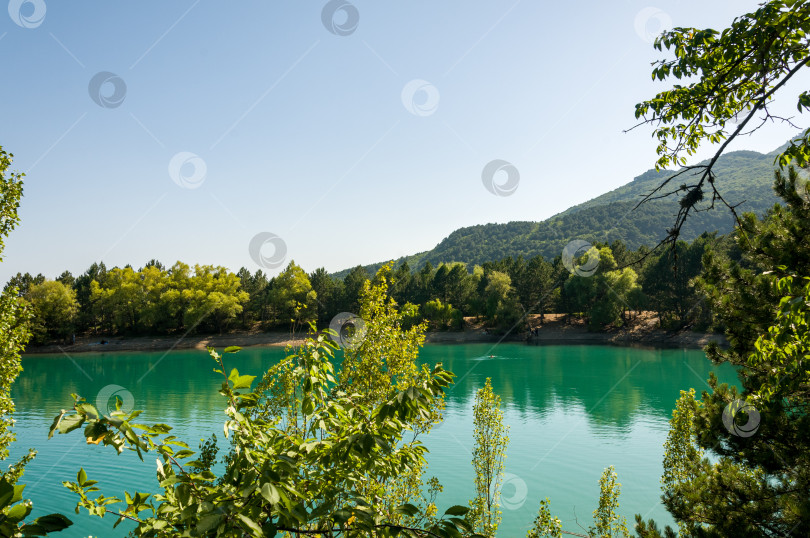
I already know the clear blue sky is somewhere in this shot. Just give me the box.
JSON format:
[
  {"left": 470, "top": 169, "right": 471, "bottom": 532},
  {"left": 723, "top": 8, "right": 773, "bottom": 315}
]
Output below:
[{"left": 1, "top": 0, "right": 806, "bottom": 281}]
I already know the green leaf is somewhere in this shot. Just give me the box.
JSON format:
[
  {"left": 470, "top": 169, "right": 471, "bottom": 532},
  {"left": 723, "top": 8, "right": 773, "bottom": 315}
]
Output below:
[
  {"left": 11, "top": 485, "right": 24, "bottom": 505},
  {"left": 395, "top": 503, "right": 420, "bottom": 517},
  {"left": 195, "top": 513, "right": 222, "bottom": 533},
  {"left": 233, "top": 375, "right": 255, "bottom": 390},
  {"left": 175, "top": 484, "right": 191, "bottom": 506},
  {"left": 75, "top": 402, "right": 101, "bottom": 421},
  {"left": 47, "top": 411, "right": 66, "bottom": 439},
  {"left": 6, "top": 501, "right": 32, "bottom": 523},
  {"left": 78, "top": 468, "right": 87, "bottom": 487},
  {"left": 24, "top": 513, "right": 72, "bottom": 533},
  {"left": 0, "top": 479, "right": 14, "bottom": 509},
  {"left": 56, "top": 414, "right": 84, "bottom": 435},
  {"left": 443, "top": 505, "right": 469, "bottom": 516},
  {"left": 228, "top": 368, "right": 255, "bottom": 389},
  {"left": 332, "top": 509, "right": 352, "bottom": 525},
  {"left": 236, "top": 513, "right": 263, "bottom": 534},
  {"left": 260, "top": 483, "right": 280, "bottom": 504},
  {"left": 223, "top": 346, "right": 241, "bottom": 353}
]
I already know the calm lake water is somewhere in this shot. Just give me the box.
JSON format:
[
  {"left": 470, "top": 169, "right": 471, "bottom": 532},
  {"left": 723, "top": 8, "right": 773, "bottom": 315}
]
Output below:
[{"left": 12, "top": 343, "right": 737, "bottom": 537}]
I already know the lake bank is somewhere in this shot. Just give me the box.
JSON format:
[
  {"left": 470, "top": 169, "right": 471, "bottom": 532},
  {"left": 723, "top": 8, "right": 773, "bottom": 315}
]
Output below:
[
  {"left": 424, "top": 324, "right": 726, "bottom": 348},
  {"left": 526, "top": 323, "right": 727, "bottom": 348},
  {"left": 23, "top": 324, "right": 725, "bottom": 355}
]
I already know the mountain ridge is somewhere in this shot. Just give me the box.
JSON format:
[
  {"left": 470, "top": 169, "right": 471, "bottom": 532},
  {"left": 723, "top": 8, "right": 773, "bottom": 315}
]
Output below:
[{"left": 333, "top": 143, "right": 790, "bottom": 278}]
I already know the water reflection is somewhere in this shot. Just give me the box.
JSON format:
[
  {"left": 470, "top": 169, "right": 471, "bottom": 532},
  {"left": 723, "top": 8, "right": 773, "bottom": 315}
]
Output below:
[
  {"left": 13, "top": 343, "right": 736, "bottom": 537},
  {"left": 417, "top": 344, "right": 736, "bottom": 535},
  {"left": 423, "top": 343, "right": 730, "bottom": 432}
]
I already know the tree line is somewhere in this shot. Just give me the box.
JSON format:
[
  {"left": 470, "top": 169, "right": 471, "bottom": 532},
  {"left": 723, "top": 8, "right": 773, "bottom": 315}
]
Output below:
[{"left": 7, "top": 233, "right": 736, "bottom": 345}]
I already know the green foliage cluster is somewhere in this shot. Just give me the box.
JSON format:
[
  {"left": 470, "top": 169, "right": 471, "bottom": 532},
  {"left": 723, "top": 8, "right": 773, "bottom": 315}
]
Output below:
[
  {"left": 698, "top": 168, "right": 810, "bottom": 357},
  {"left": 422, "top": 299, "right": 462, "bottom": 331},
  {"left": 9, "top": 259, "right": 361, "bottom": 342},
  {"left": 88, "top": 263, "right": 248, "bottom": 335},
  {"left": 635, "top": 3, "right": 810, "bottom": 171},
  {"left": 23, "top": 280, "right": 77, "bottom": 344},
  {"left": 52, "top": 342, "right": 477, "bottom": 536},
  {"left": 562, "top": 246, "right": 643, "bottom": 331},
  {"left": 9, "top": 262, "right": 251, "bottom": 340},
  {"left": 645, "top": 173, "right": 810, "bottom": 537},
  {"left": 656, "top": 278, "right": 810, "bottom": 536},
  {"left": 0, "top": 147, "right": 72, "bottom": 535}
]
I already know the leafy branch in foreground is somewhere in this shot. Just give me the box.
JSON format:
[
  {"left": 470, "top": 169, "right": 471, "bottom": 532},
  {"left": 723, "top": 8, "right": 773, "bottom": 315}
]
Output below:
[
  {"left": 0, "top": 146, "right": 72, "bottom": 537},
  {"left": 51, "top": 341, "right": 477, "bottom": 537},
  {"left": 630, "top": 0, "right": 810, "bottom": 247},
  {"left": 49, "top": 268, "right": 484, "bottom": 537}
]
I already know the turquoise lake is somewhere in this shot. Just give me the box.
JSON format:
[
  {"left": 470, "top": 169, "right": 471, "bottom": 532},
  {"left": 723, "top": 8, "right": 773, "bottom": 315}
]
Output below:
[{"left": 11, "top": 343, "right": 738, "bottom": 537}]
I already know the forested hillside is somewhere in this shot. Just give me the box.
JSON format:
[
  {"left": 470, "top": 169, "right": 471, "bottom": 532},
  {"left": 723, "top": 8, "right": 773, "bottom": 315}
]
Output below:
[{"left": 336, "top": 145, "right": 787, "bottom": 277}]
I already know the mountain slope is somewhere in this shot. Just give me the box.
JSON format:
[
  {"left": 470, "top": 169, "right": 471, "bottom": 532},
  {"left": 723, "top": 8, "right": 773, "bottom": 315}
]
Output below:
[{"left": 334, "top": 146, "right": 787, "bottom": 278}]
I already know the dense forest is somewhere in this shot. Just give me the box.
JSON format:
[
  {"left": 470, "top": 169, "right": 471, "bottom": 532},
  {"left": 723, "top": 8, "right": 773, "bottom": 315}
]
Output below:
[{"left": 8, "top": 232, "right": 740, "bottom": 345}]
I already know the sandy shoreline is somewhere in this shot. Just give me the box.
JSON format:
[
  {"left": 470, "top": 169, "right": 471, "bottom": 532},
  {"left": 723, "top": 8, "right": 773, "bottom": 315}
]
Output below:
[
  {"left": 23, "top": 324, "right": 725, "bottom": 356},
  {"left": 23, "top": 332, "right": 309, "bottom": 356},
  {"left": 527, "top": 324, "right": 727, "bottom": 348},
  {"left": 424, "top": 325, "right": 726, "bottom": 348}
]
